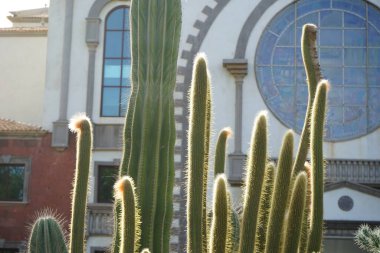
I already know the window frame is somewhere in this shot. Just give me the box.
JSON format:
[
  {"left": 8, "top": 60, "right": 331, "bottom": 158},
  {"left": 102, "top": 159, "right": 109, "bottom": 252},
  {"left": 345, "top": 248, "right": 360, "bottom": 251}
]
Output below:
[
  {"left": 100, "top": 6, "right": 131, "bottom": 118},
  {"left": 0, "top": 155, "right": 31, "bottom": 203}
]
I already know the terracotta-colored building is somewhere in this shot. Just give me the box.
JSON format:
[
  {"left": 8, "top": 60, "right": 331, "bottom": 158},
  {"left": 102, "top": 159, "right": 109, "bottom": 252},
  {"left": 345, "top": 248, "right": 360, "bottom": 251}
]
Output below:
[{"left": 0, "top": 119, "right": 75, "bottom": 252}]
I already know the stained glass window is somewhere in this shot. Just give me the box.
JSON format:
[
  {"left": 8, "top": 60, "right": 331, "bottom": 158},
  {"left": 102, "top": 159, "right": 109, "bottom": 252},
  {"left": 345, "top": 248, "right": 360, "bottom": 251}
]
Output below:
[{"left": 255, "top": 0, "right": 380, "bottom": 141}]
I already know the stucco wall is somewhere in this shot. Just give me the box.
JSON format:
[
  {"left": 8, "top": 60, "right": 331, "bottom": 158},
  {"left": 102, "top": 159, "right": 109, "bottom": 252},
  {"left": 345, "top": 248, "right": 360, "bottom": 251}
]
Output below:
[{"left": 0, "top": 35, "right": 46, "bottom": 126}]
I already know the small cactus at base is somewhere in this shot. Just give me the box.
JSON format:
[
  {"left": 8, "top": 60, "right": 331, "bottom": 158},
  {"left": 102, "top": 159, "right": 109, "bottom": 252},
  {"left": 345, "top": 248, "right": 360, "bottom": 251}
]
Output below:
[
  {"left": 28, "top": 214, "right": 68, "bottom": 253},
  {"left": 355, "top": 224, "right": 380, "bottom": 253},
  {"left": 114, "top": 176, "right": 141, "bottom": 253}
]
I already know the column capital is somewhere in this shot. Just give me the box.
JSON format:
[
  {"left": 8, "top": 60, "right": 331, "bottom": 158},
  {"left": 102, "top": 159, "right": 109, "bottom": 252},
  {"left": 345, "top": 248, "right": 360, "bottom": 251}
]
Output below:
[{"left": 223, "top": 58, "right": 248, "bottom": 81}]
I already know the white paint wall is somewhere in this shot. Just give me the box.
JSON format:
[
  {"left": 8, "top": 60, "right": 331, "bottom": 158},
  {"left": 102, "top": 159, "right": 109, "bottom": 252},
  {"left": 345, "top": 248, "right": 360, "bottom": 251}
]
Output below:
[
  {"left": 0, "top": 35, "right": 46, "bottom": 126},
  {"left": 324, "top": 187, "right": 380, "bottom": 221}
]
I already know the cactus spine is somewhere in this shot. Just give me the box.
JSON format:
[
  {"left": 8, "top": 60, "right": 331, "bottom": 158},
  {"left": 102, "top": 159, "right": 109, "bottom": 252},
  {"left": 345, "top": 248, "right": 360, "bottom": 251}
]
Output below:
[
  {"left": 68, "top": 115, "right": 92, "bottom": 253},
  {"left": 28, "top": 215, "right": 68, "bottom": 253},
  {"left": 114, "top": 176, "right": 140, "bottom": 253},
  {"left": 238, "top": 112, "right": 267, "bottom": 253}
]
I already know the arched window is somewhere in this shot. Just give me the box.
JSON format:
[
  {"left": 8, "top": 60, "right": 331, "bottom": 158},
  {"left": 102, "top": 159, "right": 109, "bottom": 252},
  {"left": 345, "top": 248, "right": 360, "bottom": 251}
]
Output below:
[
  {"left": 101, "top": 6, "right": 131, "bottom": 117},
  {"left": 255, "top": 0, "right": 380, "bottom": 141}
]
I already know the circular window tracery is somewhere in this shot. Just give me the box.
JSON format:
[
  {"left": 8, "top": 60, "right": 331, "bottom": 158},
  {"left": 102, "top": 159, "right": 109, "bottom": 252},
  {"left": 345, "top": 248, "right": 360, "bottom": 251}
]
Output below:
[{"left": 255, "top": 0, "right": 380, "bottom": 141}]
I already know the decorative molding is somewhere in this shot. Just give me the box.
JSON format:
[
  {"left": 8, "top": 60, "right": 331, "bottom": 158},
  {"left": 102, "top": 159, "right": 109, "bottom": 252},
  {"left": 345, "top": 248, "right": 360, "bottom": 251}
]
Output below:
[
  {"left": 87, "top": 203, "right": 113, "bottom": 236},
  {"left": 234, "top": 0, "right": 279, "bottom": 58},
  {"left": 326, "top": 160, "right": 380, "bottom": 185},
  {"left": 223, "top": 59, "right": 248, "bottom": 155},
  {"left": 223, "top": 59, "right": 248, "bottom": 80},
  {"left": 52, "top": 120, "right": 69, "bottom": 148},
  {"left": 227, "top": 157, "right": 380, "bottom": 186},
  {"left": 326, "top": 180, "right": 380, "bottom": 197}
]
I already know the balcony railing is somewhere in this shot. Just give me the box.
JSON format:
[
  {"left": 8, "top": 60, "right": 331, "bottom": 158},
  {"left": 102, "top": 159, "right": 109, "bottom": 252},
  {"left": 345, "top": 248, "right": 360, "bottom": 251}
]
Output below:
[{"left": 87, "top": 203, "right": 113, "bottom": 236}]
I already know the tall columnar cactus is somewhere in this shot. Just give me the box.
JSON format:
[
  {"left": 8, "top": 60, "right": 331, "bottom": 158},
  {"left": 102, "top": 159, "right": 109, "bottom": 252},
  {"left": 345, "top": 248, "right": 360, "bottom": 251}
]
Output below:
[
  {"left": 281, "top": 172, "right": 307, "bottom": 253},
  {"left": 28, "top": 215, "right": 68, "bottom": 253},
  {"left": 255, "top": 163, "right": 275, "bottom": 253},
  {"left": 114, "top": 176, "right": 141, "bottom": 253},
  {"left": 238, "top": 112, "right": 267, "bottom": 253},
  {"left": 209, "top": 174, "right": 232, "bottom": 253},
  {"left": 111, "top": 0, "right": 182, "bottom": 252},
  {"left": 68, "top": 114, "right": 92, "bottom": 253},
  {"left": 308, "top": 80, "right": 328, "bottom": 253},
  {"left": 265, "top": 130, "right": 294, "bottom": 253},
  {"left": 292, "top": 23, "right": 321, "bottom": 177},
  {"left": 299, "top": 162, "right": 313, "bottom": 253},
  {"left": 187, "top": 54, "right": 210, "bottom": 253}
]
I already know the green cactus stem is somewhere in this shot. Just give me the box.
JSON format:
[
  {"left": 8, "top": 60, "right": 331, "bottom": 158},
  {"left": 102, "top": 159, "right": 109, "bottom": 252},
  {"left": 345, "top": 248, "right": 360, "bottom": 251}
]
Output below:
[
  {"left": 209, "top": 174, "right": 232, "bottom": 253},
  {"left": 114, "top": 176, "right": 141, "bottom": 253},
  {"left": 299, "top": 162, "right": 312, "bottom": 253},
  {"left": 238, "top": 112, "right": 267, "bottom": 253},
  {"left": 292, "top": 23, "right": 321, "bottom": 177},
  {"left": 255, "top": 163, "right": 275, "bottom": 253},
  {"left": 281, "top": 172, "right": 307, "bottom": 253},
  {"left": 265, "top": 130, "right": 294, "bottom": 253},
  {"left": 28, "top": 215, "right": 68, "bottom": 253},
  {"left": 68, "top": 114, "right": 92, "bottom": 253},
  {"left": 110, "top": 0, "right": 181, "bottom": 251},
  {"left": 307, "top": 80, "right": 328, "bottom": 253},
  {"left": 214, "top": 128, "right": 232, "bottom": 177},
  {"left": 187, "top": 53, "right": 210, "bottom": 253}
]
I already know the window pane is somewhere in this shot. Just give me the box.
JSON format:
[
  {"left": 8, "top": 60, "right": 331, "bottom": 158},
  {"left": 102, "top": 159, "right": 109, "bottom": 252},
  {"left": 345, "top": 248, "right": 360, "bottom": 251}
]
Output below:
[
  {"left": 368, "top": 25, "right": 380, "bottom": 47},
  {"left": 344, "top": 67, "right": 366, "bottom": 85},
  {"left": 368, "top": 68, "right": 380, "bottom": 86},
  {"left": 105, "top": 31, "right": 122, "bottom": 58},
  {"left": 273, "top": 66, "right": 295, "bottom": 85},
  {"left": 322, "top": 67, "right": 343, "bottom": 85},
  {"left": 97, "top": 166, "right": 118, "bottom": 203},
  {"left": 369, "top": 4, "right": 380, "bottom": 31},
  {"left": 344, "top": 12, "right": 365, "bottom": 28},
  {"left": 273, "top": 47, "right": 294, "bottom": 65},
  {"left": 104, "top": 59, "right": 121, "bottom": 86},
  {"left": 320, "top": 10, "right": 342, "bottom": 27},
  {"left": 102, "top": 88, "right": 120, "bottom": 116},
  {"left": 368, "top": 49, "right": 380, "bottom": 66},
  {"left": 320, "top": 29, "right": 342, "bottom": 46},
  {"left": 106, "top": 8, "right": 124, "bottom": 30},
  {"left": 320, "top": 48, "right": 343, "bottom": 66},
  {"left": 344, "top": 29, "right": 366, "bottom": 46},
  {"left": 0, "top": 164, "right": 25, "bottom": 202},
  {"left": 344, "top": 48, "right": 366, "bottom": 66}
]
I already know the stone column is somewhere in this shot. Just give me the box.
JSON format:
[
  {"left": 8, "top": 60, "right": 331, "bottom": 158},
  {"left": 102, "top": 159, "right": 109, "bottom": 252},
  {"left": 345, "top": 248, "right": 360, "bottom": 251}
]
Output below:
[{"left": 223, "top": 59, "right": 248, "bottom": 185}]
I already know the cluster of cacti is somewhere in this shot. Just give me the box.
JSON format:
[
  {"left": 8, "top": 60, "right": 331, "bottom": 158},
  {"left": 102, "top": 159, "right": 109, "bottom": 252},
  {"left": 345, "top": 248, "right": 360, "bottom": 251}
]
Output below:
[
  {"left": 355, "top": 224, "right": 380, "bottom": 253},
  {"left": 26, "top": 0, "right": 329, "bottom": 251},
  {"left": 184, "top": 23, "right": 327, "bottom": 253}
]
